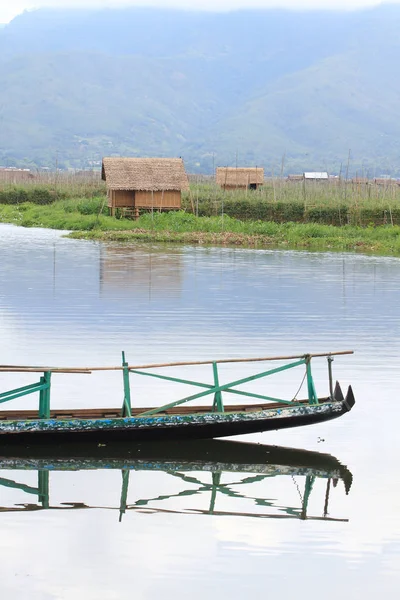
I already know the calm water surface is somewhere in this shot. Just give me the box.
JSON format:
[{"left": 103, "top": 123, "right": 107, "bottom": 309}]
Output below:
[{"left": 0, "top": 223, "right": 399, "bottom": 599}]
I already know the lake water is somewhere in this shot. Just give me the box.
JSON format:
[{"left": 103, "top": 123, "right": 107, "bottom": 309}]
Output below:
[{"left": 0, "top": 223, "right": 399, "bottom": 599}]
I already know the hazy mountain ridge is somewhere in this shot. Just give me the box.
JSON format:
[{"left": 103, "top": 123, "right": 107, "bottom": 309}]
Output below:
[{"left": 1, "top": 6, "right": 400, "bottom": 174}]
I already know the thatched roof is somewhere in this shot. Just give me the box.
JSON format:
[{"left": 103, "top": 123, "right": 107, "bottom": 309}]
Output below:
[
  {"left": 216, "top": 167, "right": 264, "bottom": 186},
  {"left": 102, "top": 157, "right": 189, "bottom": 191}
]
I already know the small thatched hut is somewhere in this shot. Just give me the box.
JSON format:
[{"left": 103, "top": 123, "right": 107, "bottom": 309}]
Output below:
[
  {"left": 216, "top": 167, "right": 264, "bottom": 191},
  {"left": 102, "top": 157, "right": 189, "bottom": 217}
]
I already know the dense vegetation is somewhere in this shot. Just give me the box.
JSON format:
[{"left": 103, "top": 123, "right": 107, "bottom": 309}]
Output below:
[
  {"left": 2, "top": 6, "right": 400, "bottom": 173},
  {"left": 69, "top": 215, "right": 400, "bottom": 257},
  {"left": 185, "top": 182, "right": 400, "bottom": 227},
  {"left": 2, "top": 178, "right": 400, "bottom": 227},
  {"left": 1, "top": 179, "right": 400, "bottom": 257}
]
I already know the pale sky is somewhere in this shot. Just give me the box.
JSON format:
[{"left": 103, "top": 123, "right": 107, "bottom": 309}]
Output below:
[{"left": 0, "top": 0, "right": 398, "bottom": 23}]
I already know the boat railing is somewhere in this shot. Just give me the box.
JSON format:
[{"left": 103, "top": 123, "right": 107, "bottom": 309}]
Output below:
[
  {"left": 0, "top": 467, "right": 348, "bottom": 523},
  {"left": 0, "top": 351, "right": 353, "bottom": 419}
]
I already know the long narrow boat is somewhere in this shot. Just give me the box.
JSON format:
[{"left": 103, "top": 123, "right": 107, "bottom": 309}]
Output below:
[{"left": 0, "top": 350, "right": 355, "bottom": 444}]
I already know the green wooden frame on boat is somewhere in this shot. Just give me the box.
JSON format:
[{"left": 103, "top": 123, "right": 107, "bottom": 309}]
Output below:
[{"left": 0, "top": 351, "right": 355, "bottom": 444}]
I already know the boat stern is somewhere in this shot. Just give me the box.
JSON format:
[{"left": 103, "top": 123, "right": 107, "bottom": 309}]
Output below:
[
  {"left": 334, "top": 381, "right": 355, "bottom": 412},
  {"left": 344, "top": 385, "right": 355, "bottom": 412}
]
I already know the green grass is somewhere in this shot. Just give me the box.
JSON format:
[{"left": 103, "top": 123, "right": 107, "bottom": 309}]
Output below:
[
  {"left": 1, "top": 198, "right": 399, "bottom": 256},
  {"left": 2, "top": 178, "right": 400, "bottom": 225},
  {"left": 68, "top": 213, "right": 400, "bottom": 256}
]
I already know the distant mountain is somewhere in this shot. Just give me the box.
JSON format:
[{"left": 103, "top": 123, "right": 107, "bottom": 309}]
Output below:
[{"left": 1, "top": 6, "right": 400, "bottom": 174}]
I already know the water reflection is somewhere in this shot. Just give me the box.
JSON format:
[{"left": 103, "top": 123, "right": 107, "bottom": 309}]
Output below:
[
  {"left": 99, "top": 245, "right": 183, "bottom": 299},
  {"left": 0, "top": 441, "right": 352, "bottom": 523}
]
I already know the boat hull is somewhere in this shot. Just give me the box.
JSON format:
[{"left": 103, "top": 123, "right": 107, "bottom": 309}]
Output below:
[
  {"left": 0, "top": 388, "right": 354, "bottom": 445},
  {"left": 0, "top": 440, "right": 353, "bottom": 494}
]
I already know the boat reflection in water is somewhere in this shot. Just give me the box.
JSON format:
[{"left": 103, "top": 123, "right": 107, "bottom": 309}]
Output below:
[{"left": 0, "top": 440, "right": 352, "bottom": 522}]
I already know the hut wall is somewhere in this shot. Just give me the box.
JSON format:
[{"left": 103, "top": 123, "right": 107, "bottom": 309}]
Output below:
[
  {"left": 108, "top": 190, "right": 135, "bottom": 208},
  {"left": 135, "top": 190, "right": 181, "bottom": 209},
  {"left": 107, "top": 189, "right": 181, "bottom": 210}
]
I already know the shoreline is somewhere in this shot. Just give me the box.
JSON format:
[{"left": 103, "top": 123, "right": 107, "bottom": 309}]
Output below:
[
  {"left": 1, "top": 202, "right": 399, "bottom": 257},
  {"left": 67, "top": 227, "right": 400, "bottom": 257}
]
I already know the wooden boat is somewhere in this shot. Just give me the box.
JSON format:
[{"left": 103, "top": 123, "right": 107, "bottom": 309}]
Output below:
[
  {"left": 0, "top": 351, "right": 355, "bottom": 444},
  {"left": 0, "top": 441, "right": 353, "bottom": 521}
]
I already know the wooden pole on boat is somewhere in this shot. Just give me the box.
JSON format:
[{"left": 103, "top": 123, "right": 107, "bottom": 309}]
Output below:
[
  {"left": 0, "top": 351, "right": 354, "bottom": 373},
  {"left": 212, "top": 362, "right": 224, "bottom": 412},
  {"left": 0, "top": 365, "right": 91, "bottom": 375},
  {"left": 327, "top": 356, "right": 334, "bottom": 398},
  {"left": 121, "top": 351, "right": 132, "bottom": 417},
  {"left": 38, "top": 371, "right": 51, "bottom": 419}
]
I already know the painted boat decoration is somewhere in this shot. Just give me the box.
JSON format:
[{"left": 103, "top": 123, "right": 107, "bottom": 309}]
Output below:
[
  {"left": 0, "top": 440, "right": 353, "bottom": 521},
  {"left": 0, "top": 350, "right": 355, "bottom": 444}
]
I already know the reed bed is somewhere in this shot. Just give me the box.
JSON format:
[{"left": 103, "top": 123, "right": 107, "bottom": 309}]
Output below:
[
  {"left": 1, "top": 173, "right": 400, "bottom": 226},
  {"left": 0, "top": 171, "right": 105, "bottom": 200},
  {"left": 182, "top": 180, "right": 400, "bottom": 226}
]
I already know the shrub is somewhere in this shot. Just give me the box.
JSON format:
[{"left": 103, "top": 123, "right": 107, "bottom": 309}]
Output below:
[
  {"left": 0, "top": 188, "right": 29, "bottom": 204},
  {"left": 28, "top": 188, "right": 55, "bottom": 205},
  {"left": 0, "top": 187, "right": 56, "bottom": 205},
  {"left": 76, "top": 197, "right": 106, "bottom": 215}
]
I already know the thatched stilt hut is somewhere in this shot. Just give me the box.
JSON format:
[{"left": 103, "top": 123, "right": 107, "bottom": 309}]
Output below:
[
  {"left": 102, "top": 157, "right": 189, "bottom": 217},
  {"left": 216, "top": 167, "right": 264, "bottom": 191}
]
